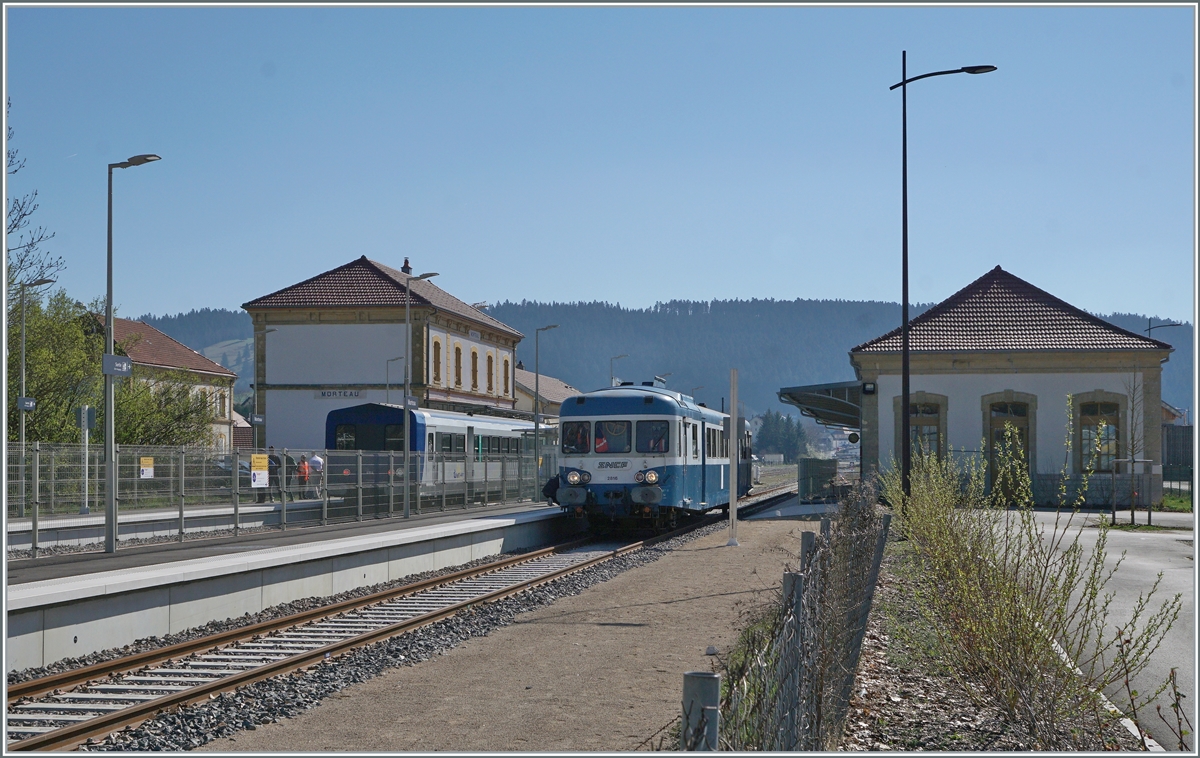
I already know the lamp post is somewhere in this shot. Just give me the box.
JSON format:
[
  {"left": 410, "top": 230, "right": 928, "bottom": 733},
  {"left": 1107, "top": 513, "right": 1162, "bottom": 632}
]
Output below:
[
  {"left": 403, "top": 271, "right": 437, "bottom": 517},
  {"left": 253, "top": 327, "right": 276, "bottom": 449},
  {"left": 690, "top": 386, "right": 704, "bottom": 399},
  {"left": 890, "top": 54, "right": 994, "bottom": 498},
  {"left": 105, "top": 153, "right": 160, "bottom": 553},
  {"left": 534, "top": 324, "right": 559, "bottom": 483},
  {"left": 610, "top": 354, "right": 628, "bottom": 387},
  {"left": 386, "top": 355, "right": 405, "bottom": 404},
  {"left": 17, "top": 277, "right": 56, "bottom": 518},
  {"left": 1145, "top": 318, "right": 1183, "bottom": 338}
]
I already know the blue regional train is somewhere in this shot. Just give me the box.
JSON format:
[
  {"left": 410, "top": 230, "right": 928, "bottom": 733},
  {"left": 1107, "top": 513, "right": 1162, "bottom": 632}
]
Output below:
[{"left": 555, "top": 384, "right": 752, "bottom": 531}]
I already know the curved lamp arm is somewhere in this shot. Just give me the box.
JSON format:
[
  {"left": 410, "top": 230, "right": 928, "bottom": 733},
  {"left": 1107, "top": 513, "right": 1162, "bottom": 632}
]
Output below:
[{"left": 890, "top": 65, "right": 996, "bottom": 90}]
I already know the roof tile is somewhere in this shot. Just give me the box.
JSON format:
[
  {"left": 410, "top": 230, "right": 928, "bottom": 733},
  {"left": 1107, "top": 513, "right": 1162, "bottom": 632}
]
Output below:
[
  {"left": 114, "top": 318, "right": 237, "bottom": 378},
  {"left": 852, "top": 266, "right": 1173, "bottom": 353},
  {"left": 242, "top": 256, "right": 522, "bottom": 338}
]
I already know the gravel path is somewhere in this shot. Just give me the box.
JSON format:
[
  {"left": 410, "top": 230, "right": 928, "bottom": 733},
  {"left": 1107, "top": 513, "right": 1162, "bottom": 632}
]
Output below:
[{"left": 71, "top": 519, "right": 806, "bottom": 752}]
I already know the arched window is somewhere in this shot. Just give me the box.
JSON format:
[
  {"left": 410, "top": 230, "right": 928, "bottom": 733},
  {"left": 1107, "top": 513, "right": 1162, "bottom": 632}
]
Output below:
[
  {"left": 471, "top": 350, "right": 479, "bottom": 390},
  {"left": 487, "top": 354, "right": 494, "bottom": 393},
  {"left": 503, "top": 359, "right": 510, "bottom": 396},
  {"left": 432, "top": 340, "right": 442, "bottom": 385},
  {"left": 454, "top": 346, "right": 462, "bottom": 387}
]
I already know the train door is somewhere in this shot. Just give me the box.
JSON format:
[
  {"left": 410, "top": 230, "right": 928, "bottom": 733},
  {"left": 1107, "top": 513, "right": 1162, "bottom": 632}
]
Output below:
[
  {"left": 700, "top": 423, "right": 707, "bottom": 506},
  {"left": 465, "top": 426, "right": 476, "bottom": 500}
]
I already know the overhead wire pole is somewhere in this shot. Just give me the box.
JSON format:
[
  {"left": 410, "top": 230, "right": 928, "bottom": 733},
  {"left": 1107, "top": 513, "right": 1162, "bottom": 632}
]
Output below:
[
  {"left": 890, "top": 55, "right": 995, "bottom": 500},
  {"left": 405, "top": 271, "right": 438, "bottom": 519},
  {"left": 534, "top": 324, "right": 558, "bottom": 489}
]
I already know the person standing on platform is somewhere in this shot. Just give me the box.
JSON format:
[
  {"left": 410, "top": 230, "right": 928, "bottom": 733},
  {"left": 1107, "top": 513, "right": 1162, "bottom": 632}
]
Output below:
[
  {"left": 297, "top": 455, "right": 311, "bottom": 500},
  {"left": 268, "top": 446, "right": 281, "bottom": 504},
  {"left": 309, "top": 451, "right": 325, "bottom": 498}
]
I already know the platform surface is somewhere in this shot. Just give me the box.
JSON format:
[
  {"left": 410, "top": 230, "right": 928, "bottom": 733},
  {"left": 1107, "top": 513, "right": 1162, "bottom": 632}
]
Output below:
[{"left": 6, "top": 500, "right": 563, "bottom": 587}]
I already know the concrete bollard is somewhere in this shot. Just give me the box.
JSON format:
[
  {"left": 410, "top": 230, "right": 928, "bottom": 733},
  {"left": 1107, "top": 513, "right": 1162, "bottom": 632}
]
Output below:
[{"left": 681, "top": 671, "right": 720, "bottom": 750}]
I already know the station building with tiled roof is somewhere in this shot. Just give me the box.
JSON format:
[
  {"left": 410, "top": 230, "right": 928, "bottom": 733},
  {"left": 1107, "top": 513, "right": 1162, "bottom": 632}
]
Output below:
[
  {"left": 780, "top": 266, "right": 1175, "bottom": 506},
  {"left": 513, "top": 363, "right": 580, "bottom": 419},
  {"left": 242, "top": 256, "right": 525, "bottom": 449},
  {"left": 113, "top": 317, "right": 238, "bottom": 451}
]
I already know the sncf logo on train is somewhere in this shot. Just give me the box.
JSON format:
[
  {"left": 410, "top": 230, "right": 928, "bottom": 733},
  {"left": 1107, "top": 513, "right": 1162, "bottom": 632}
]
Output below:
[{"left": 596, "top": 460, "right": 630, "bottom": 469}]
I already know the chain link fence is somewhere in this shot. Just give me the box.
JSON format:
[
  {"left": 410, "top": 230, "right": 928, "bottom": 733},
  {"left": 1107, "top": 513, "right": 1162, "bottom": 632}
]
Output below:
[
  {"left": 719, "top": 485, "right": 891, "bottom": 751},
  {"left": 8, "top": 442, "right": 559, "bottom": 553}
]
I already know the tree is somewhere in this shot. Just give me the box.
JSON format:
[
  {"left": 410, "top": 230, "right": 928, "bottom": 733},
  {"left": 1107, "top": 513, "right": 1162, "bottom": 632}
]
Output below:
[
  {"left": 7, "top": 291, "right": 217, "bottom": 446},
  {"left": 754, "top": 410, "right": 808, "bottom": 463},
  {"left": 6, "top": 98, "right": 63, "bottom": 295}
]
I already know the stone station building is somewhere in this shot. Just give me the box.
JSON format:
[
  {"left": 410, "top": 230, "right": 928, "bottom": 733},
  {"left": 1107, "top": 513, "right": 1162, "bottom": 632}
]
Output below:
[
  {"left": 243, "top": 256, "right": 525, "bottom": 450},
  {"left": 781, "top": 266, "right": 1174, "bottom": 505}
]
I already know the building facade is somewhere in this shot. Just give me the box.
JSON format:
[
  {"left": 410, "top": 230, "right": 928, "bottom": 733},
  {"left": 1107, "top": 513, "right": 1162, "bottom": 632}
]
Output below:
[
  {"left": 114, "top": 318, "right": 238, "bottom": 451},
  {"left": 242, "top": 256, "right": 524, "bottom": 450},
  {"left": 782, "top": 267, "right": 1174, "bottom": 505}
]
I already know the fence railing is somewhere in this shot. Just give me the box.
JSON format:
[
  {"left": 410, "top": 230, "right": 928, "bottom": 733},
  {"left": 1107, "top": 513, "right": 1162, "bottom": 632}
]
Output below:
[
  {"left": 7, "top": 442, "right": 559, "bottom": 553},
  {"left": 714, "top": 486, "right": 891, "bottom": 750}
]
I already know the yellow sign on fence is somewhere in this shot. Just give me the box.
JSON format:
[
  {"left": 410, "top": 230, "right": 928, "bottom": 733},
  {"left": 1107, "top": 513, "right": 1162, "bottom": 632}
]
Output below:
[
  {"left": 250, "top": 454, "right": 269, "bottom": 488},
  {"left": 139, "top": 457, "right": 154, "bottom": 479}
]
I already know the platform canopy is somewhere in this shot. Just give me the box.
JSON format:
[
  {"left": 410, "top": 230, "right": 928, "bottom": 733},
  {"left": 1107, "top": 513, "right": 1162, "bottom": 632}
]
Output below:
[{"left": 778, "top": 381, "right": 863, "bottom": 430}]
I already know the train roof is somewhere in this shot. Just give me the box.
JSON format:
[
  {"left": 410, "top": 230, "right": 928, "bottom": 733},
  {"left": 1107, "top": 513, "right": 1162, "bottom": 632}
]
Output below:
[
  {"left": 559, "top": 386, "right": 724, "bottom": 423},
  {"left": 326, "top": 403, "right": 535, "bottom": 431}
]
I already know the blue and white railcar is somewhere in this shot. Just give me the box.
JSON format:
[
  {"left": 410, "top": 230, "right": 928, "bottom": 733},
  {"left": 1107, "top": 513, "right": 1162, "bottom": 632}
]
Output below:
[
  {"left": 556, "top": 385, "right": 751, "bottom": 530},
  {"left": 324, "top": 403, "right": 534, "bottom": 494}
]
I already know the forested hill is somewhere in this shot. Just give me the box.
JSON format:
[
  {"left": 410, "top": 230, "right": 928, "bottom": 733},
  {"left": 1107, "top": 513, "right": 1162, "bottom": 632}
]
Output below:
[
  {"left": 488, "top": 299, "right": 932, "bottom": 416},
  {"left": 136, "top": 302, "right": 1194, "bottom": 419},
  {"left": 136, "top": 308, "right": 251, "bottom": 351}
]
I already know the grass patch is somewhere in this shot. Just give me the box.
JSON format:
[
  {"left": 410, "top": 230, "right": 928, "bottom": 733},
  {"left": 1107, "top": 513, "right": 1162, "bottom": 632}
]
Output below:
[
  {"left": 1158, "top": 493, "right": 1193, "bottom": 513},
  {"left": 1091, "top": 519, "right": 1192, "bottom": 533}
]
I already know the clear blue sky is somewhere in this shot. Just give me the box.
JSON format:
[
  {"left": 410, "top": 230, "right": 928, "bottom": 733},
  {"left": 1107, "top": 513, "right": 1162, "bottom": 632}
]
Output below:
[{"left": 4, "top": 5, "right": 1196, "bottom": 323}]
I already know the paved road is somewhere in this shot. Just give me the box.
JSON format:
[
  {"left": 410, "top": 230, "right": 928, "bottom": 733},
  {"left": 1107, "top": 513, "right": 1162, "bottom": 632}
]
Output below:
[{"left": 1031, "top": 509, "right": 1194, "bottom": 750}]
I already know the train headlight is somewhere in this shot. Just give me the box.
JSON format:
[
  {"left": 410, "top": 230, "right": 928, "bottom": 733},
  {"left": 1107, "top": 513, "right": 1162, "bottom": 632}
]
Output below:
[
  {"left": 634, "top": 471, "right": 644, "bottom": 483},
  {"left": 581, "top": 471, "right": 591, "bottom": 483},
  {"left": 644, "top": 470, "right": 659, "bottom": 485},
  {"left": 566, "top": 471, "right": 582, "bottom": 485}
]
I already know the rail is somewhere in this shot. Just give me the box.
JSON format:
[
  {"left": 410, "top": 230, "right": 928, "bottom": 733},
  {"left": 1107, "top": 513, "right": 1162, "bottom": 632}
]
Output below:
[{"left": 6, "top": 486, "right": 796, "bottom": 751}]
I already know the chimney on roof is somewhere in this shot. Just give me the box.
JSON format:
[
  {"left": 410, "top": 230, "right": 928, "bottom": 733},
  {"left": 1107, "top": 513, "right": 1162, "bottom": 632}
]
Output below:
[{"left": 401, "top": 257, "right": 412, "bottom": 275}]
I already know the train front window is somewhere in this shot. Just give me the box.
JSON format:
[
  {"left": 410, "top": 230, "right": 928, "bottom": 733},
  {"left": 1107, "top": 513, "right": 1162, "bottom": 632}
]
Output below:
[
  {"left": 562, "top": 421, "right": 590, "bottom": 454},
  {"left": 335, "top": 425, "right": 356, "bottom": 450},
  {"left": 636, "top": 421, "right": 670, "bottom": 453},
  {"left": 384, "top": 424, "right": 404, "bottom": 451},
  {"left": 595, "top": 421, "right": 631, "bottom": 454}
]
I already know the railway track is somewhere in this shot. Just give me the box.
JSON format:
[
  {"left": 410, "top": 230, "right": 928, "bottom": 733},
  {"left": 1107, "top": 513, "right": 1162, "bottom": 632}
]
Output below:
[{"left": 5, "top": 484, "right": 796, "bottom": 751}]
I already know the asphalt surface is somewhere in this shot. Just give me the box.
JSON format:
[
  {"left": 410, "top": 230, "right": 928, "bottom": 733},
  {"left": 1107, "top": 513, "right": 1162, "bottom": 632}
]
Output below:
[{"left": 1031, "top": 508, "right": 1194, "bottom": 750}]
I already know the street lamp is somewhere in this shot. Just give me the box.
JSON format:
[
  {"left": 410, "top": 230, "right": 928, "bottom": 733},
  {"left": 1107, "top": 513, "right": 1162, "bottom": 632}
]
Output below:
[
  {"left": 534, "top": 324, "right": 559, "bottom": 485},
  {"left": 105, "top": 153, "right": 160, "bottom": 553},
  {"left": 253, "top": 327, "right": 276, "bottom": 449},
  {"left": 890, "top": 54, "right": 994, "bottom": 499},
  {"left": 655, "top": 372, "right": 672, "bottom": 387},
  {"left": 610, "top": 354, "right": 628, "bottom": 387},
  {"left": 690, "top": 386, "right": 704, "bottom": 399},
  {"left": 1142, "top": 314, "right": 1180, "bottom": 335},
  {"left": 17, "top": 277, "right": 55, "bottom": 518},
  {"left": 386, "top": 355, "right": 405, "bottom": 404},
  {"left": 404, "top": 271, "right": 437, "bottom": 518}
]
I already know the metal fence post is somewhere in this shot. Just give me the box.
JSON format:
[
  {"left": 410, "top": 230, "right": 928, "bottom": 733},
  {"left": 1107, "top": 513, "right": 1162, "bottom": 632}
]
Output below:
[
  {"left": 231, "top": 450, "right": 241, "bottom": 536},
  {"left": 681, "top": 671, "right": 720, "bottom": 750},
  {"left": 31, "top": 442, "right": 40, "bottom": 558},
  {"left": 403, "top": 447, "right": 411, "bottom": 519},
  {"left": 321, "top": 451, "right": 329, "bottom": 526},
  {"left": 440, "top": 452, "right": 447, "bottom": 512},
  {"left": 178, "top": 446, "right": 186, "bottom": 542},
  {"left": 49, "top": 448, "right": 56, "bottom": 515},
  {"left": 112, "top": 444, "right": 120, "bottom": 548},
  {"left": 356, "top": 449, "right": 363, "bottom": 521},
  {"left": 483, "top": 451, "right": 489, "bottom": 507},
  {"left": 280, "top": 448, "right": 288, "bottom": 531},
  {"left": 388, "top": 451, "right": 395, "bottom": 518}
]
